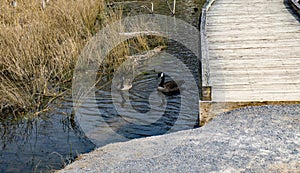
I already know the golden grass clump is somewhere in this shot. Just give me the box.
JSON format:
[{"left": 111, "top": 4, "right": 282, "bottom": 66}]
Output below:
[
  {"left": 0, "top": 0, "right": 165, "bottom": 116},
  {"left": 0, "top": 0, "right": 105, "bottom": 115}
]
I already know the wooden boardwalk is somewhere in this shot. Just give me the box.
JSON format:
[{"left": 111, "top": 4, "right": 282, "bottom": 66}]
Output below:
[
  {"left": 201, "top": 0, "right": 300, "bottom": 102},
  {"left": 199, "top": 0, "right": 300, "bottom": 125}
]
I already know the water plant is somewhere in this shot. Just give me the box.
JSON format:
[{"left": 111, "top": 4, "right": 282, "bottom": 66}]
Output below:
[{"left": 0, "top": 0, "right": 164, "bottom": 117}]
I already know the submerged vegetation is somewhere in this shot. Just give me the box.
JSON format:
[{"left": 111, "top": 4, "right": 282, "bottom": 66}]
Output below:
[{"left": 0, "top": 0, "right": 164, "bottom": 117}]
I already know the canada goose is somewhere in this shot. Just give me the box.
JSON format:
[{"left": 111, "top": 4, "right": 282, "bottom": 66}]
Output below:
[
  {"left": 119, "top": 76, "right": 132, "bottom": 91},
  {"left": 157, "top": 72, "right": 184, "bottom": 94}
]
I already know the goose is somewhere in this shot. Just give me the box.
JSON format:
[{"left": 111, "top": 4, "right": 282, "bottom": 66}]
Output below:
[
  {"left": 119, "top": 76, "right": 132, "bottom": 91},
  {"left": 157, "top": 72, "right": 184, "bottom": 94}
]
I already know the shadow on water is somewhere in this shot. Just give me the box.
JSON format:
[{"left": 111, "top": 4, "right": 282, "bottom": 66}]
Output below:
[{"left": 0, "top": 0, "right": 203, "bottom": 172}]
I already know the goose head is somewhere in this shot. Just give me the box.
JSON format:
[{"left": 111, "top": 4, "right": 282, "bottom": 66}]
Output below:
[
  {"left": 157, "top": 72, "right": 165, "bottom": 81},
  {"left": 157, "top": 72, "right": 165, "bottom": 87},
  {"left": 157, "top": 72, "right": 164, "bottom": 78}
]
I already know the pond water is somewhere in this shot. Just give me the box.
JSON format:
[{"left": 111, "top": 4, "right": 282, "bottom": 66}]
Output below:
[{"left": 0, "top": 0, "right": 203, "bottom": 172}]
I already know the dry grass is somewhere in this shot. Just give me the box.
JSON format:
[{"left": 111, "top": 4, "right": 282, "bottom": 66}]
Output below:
[
  {"left": 0, "top": 0, "right": 104, "bottom": 115},
  {"left": 0, "top": 0, "right": 164, "bottom": 116},
  {"left": 96, "top": 35, "right": 165, "bottom": 90}
]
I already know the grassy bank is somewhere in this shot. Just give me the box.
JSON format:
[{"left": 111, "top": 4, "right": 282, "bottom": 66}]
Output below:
[{"left": 0, "top": 0, "right": 163, "bottom": 117}]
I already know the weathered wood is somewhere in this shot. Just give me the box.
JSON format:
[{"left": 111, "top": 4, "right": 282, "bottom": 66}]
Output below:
[
  {"left": 199, "top": 0, "right": 300, "bottom": 125},
  {"left": 290, "top": 0, "right": 300, "bottom": 15},
  {"left": 200, "top": 0, "right": 217, "bottom": 100}
]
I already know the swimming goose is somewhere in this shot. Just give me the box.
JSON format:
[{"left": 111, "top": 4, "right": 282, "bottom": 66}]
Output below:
[
  {"left": 119, "top": 76, "right": 132, "bottom": 91},
  {"left": 157, "top": 72, "right": 184, "bottom": 94}
]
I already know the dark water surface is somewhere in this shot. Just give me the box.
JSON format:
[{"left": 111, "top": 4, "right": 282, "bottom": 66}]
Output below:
[{"left": 0, "top": 0, "right": 203, "bottom": 172}]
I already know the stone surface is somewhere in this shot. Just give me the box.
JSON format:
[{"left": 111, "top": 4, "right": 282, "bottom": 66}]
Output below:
[{"left": 57, "top": 105, "right": 300, "bottom": 173}]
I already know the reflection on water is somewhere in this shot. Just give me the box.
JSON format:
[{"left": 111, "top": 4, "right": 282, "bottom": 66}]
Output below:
[
  {"left": 0, "top": 0, "right": 202, "bottom": 172},
  {"left": 97, "top": 72, "right": 183, "bottom": 139},
  {"left": 75, "top": 48, "right": 199, "bottom": 147}
]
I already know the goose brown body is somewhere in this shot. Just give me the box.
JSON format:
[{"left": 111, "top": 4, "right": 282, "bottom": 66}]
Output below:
[
  {"left": 157, "top": 72, "right": 184, "bottom": 94},
  {"left": 119, "top": 76, "right": 132, "bottom": 91}
]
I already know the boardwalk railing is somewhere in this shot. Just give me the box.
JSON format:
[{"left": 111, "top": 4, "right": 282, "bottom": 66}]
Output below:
[
  {"left": 200, "top": 0, "right": 216, "bottom": 101},
  {"left": 289, "top": 0, "right": 300, "bottom": 15}
]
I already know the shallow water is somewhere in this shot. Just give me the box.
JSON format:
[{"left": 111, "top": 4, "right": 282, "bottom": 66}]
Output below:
[
  {"left": 76, "top": 51, "right": 199, "bottom": 146},
  {"left": 0, "top": 0, "right": 203, "bottom": 172},
  {"left": 0, "top": 108, "right": 95, "bottom": 172}
]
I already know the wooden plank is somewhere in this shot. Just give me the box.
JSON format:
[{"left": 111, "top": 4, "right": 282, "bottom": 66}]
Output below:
[
  {"left": 208, "top": 47, "right": 300, "bottom": 56},
  {"left": 208, "top": 38, "right": 300, "bottom": 44},
  {"left": 209, "top": 43, "right": 300, "bottom": 50},
  {"left": 207, "top": 23, "right": 300, "bottom": 30},
  {"left": 204, "top": 0, "right": 300, "bottom": 103},
  {"left": 207, "top": 30, "right": 300, "bottom": 37},
  {"left": 207, "top": 37, "right": 300, "bottom": 43},
  {"left": 199, "top": 0, "right": 300, "bottom": 126},
  {"left": 200, "top": 0, "right": 218, "bottom": 100}
]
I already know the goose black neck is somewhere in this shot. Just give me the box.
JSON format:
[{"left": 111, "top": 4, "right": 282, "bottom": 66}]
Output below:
[{"left": 159, "top": 76, "right": 165, "bottom": 87}]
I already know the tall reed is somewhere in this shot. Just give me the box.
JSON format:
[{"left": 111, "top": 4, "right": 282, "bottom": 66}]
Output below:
[
  {"left": 0, "top": 0, "right": 103, "bottom": 115},
  {"left": 0, "top": 0, "right": 164, "bottom": 117}
]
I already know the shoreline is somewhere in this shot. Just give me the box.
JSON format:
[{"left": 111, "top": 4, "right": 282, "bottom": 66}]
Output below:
[{"left": 57, "top": 104, "right": 300, "bottom": 172}]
